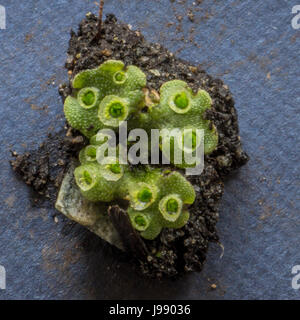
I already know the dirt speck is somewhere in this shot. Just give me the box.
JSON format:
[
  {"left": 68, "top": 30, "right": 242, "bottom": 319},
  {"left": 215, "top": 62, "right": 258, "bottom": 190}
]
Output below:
[
  {"left": 24, "top": 33, "right": 34, "bottom": 43},
  {"left": 30, "top": 104, "right": 49, "bottom": 112},
  {"left": 211, "top": 283, "right": 217, "bottom": 290},
  {"left": 5, "top": 195, "right": 16, "bottom": 208}
]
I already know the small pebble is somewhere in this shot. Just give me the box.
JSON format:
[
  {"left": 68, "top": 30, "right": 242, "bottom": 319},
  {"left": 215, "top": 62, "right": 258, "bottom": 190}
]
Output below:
[
  {"left": 101, "top": 49, "right": 112, "bottom": 57},
  {"left": 149, "top": 69, "right": 161, "bottom": 76}
]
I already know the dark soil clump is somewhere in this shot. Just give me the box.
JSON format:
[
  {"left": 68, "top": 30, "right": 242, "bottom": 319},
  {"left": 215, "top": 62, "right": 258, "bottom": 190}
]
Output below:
[
  {"left": 11, "top": 13, "right": 248, "bottom": 278},
  {"left": 10, "top": 128, "right": 87, "bottom": 205}
]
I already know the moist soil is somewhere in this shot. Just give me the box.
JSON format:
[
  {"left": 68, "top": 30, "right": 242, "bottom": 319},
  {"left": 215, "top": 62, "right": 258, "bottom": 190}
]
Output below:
[{"left": 11, "top": 13, "right": 249, "bottom": 278}]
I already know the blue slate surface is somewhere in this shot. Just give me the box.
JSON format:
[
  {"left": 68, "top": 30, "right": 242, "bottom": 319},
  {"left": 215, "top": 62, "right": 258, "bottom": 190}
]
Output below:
[{"left": 0, "top": 0, "right": 299, "bottom": 300}]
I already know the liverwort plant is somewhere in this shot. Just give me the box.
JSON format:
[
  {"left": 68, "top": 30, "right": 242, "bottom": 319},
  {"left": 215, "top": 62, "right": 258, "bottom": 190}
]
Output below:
[
  {"left": 64, "top": 60, "right": 146, "bottom": 137},
  {"left": 145, "top": 79, "right": 218, "bottom": 166},
  {"left": 64, "top": 60, "right": 218, "bottom": 240}
]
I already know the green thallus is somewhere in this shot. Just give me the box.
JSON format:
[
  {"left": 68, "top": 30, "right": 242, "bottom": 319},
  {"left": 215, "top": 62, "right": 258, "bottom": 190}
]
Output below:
[{"left": 64, "top": 60, "right": 219, "bottom": 239}]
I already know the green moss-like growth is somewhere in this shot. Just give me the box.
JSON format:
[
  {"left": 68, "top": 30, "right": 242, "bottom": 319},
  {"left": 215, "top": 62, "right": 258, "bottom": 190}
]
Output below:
[
  {"left": 64, "top": 60, "right": 218, "bottom": 240},
  {"left": 64, "top": 60, "right": 146, "bottom": 137},
  {"left": 148, "top": 80, "right": 218, "bottom": 165}
]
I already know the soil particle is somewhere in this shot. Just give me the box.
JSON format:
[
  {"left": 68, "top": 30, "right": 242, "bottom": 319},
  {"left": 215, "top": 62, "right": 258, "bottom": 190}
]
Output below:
[
  {"left": 211, "top": 283, "right": 217, "bottom": 290},
  {"left": 187, "top": 9, "right": 195, "bottom": 22},
  {"left": 10, "top": 127, "right": 87, "bottom": 204},
  {"left": 5, "top": 195, "right": 16, "bottom": 208},
  {"left": 11, "top": 13, "right": 248, "bottom": 278},
  {"left": 24, "top": 33, "right": 34, "bottom": 43}
]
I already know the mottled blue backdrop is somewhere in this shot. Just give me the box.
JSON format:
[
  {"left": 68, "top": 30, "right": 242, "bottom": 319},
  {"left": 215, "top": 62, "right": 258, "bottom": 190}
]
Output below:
[{"left": 0, "top": 0, "right": 299, "bottom": 299}]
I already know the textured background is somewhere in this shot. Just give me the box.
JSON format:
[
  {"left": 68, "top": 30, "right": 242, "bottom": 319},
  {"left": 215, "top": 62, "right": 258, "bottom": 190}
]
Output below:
[{"left": 0, "top": 0, "right": 299, "bottom": 300}]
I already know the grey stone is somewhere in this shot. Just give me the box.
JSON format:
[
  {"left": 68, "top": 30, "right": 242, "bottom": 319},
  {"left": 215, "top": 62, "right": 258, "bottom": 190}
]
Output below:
[{"left": 55, "top": 162, "right": 124, "bottom": 251}]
